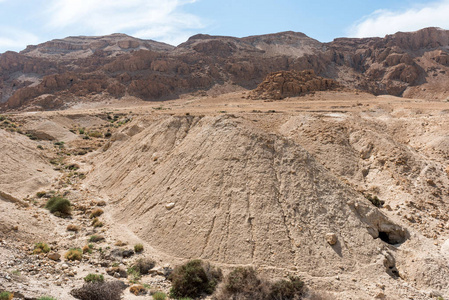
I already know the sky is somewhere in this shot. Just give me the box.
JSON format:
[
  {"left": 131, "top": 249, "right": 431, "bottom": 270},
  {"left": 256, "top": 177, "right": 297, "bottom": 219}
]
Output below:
[{"left": 0, "top": 0, "right": 448, "bottom": 53}]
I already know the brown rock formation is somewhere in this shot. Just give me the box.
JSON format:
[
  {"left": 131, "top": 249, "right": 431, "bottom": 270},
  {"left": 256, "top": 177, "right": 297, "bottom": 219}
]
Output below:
[
  {"left": 250, "top": 70, "right": 338, "bottom": 100},
  {"left": 2, "top": 27, "right": 449, "bottom": 111}
]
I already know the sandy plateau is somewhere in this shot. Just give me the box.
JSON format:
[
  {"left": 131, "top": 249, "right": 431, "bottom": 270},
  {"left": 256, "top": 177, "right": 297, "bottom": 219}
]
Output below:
[{"left": 1, "top": 90, "right": 449, "bottom": 299}]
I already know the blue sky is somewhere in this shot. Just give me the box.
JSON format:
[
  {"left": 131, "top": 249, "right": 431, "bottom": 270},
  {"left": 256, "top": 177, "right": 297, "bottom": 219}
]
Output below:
[{"left": 0, "top": 0, "right": 447, "bottom": 53}]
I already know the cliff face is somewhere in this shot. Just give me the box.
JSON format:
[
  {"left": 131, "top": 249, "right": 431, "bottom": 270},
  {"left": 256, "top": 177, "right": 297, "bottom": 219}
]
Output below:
[{"left": 2, "top": 27, "right": 449, "bottom": 111}]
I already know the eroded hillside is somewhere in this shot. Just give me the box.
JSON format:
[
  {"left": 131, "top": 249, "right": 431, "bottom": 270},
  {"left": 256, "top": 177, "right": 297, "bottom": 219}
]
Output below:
[{"left": 1, "top": 91, "right": 447, "bottom": 299}]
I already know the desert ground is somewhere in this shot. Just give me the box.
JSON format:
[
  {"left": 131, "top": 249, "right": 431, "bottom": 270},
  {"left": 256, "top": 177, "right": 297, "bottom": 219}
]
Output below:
[{"left": 1, "top": 90, "right": 449, "bottom": 299}]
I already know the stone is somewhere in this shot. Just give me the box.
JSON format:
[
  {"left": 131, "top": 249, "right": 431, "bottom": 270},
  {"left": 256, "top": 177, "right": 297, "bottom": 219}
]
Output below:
[
  {"left": 48, "top": 252, "right": 61, "bottom": 261},
  {"left": 325, "top": 233, "right": 338, "bottom": 245},
  {"left": 165, "top": 202, "right": 175, "bottom": 210}
]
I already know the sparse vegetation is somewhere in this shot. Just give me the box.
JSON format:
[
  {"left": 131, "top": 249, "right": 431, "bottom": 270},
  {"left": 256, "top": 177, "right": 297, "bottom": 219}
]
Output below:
[
  {"left": 88, "top": 131, "right": 103, "bottom": 138},
  {"left": 90, "top": 208, "right": 104, "bottom": 218},
  {"left": 132, "top": 258, "right": 155, "bottom": 275},
  {"left": 66, "top": 163, "right": 79, "bottom": 171},
  {"left": 215, "top": 267, "right": 305, "bottom": 300},
  {"left": 0, "top": 292, "right": 13, "bottom": 300},
  {"left": 127, "top": 266, "right": 141, "bottom": 283},
  {"left": 38, "top": 297, "right": 57, "bottom": 300},
  {"left": 92, "top": 218, "right": 104, "bottom": 228},
  {"left": 70, "top": 281, "right": 124, "bottom": 300},
  {"left": 45, "top": 196, "right": 71, "bottom": 216},
  {"left": 169, "top": 259, "right": 222, "bottom": 299},
  {"left": 365, "top": 193, "right": 385, "bottom": 208},
  {"left": 36, "top": 191, "right": 47, "bottom": 198},
  {"left": 214, "top": 267, "right": 267, "bottom": 300},
  {"left": 89, "top": 235, "right": 105, "bottom": 243},
  {"left": 65, "top": 248, "right": 83, "bottom": 261},
  {"left": 54, "top": 141, "right": 65, "bottom": 149},
  {"left": 134, "top": 243, "right": 144, "bottom": 253},
  {"left": 84, "top": 273, "right": 104, "bottom": 283},
  {"left": 269, "top": 276, "right": 305, "bottom": 300},
  {"left": 115, "top": 240, "right": 127, "bottom": 246},
  {"left": 67, "top": 224, "right": 80, "bottom": 232},
  {"left": 129, "top": 285, "right": 146, "bottom": 296},
  {"left": 95, "top": 200, "right": 107, "bottom": 206},
  {"left": 82, "top": 245, "right": 92, "bottom": 254},
  {"left": 152, "top": 292, "right": 167, "bottom": 300},
  {"left": 33, "top": 242, "right": 51, "bottom": 254}
]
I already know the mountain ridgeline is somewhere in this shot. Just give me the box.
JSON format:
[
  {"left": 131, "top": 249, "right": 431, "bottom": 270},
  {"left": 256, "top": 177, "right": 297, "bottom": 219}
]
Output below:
[{"left": 1, "top": 27, "right": 449, "bottom": 111}]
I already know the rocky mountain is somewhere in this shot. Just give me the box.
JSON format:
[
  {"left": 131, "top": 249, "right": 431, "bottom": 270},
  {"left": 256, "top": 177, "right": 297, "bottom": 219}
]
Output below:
[{"left": 1, "top": 27, "right": 449, "bottom": 111}]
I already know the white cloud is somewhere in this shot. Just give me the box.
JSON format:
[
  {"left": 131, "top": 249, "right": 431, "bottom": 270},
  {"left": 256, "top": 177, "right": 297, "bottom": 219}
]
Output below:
[
  {"left": 349, "top": 0, "right": 449, "bottom": 38},
  {"left": 44, "top": 0, "right": 203, "bottom": 45},
  {"left": 0, "top": 27, "right": 39, "bottom": 52}
]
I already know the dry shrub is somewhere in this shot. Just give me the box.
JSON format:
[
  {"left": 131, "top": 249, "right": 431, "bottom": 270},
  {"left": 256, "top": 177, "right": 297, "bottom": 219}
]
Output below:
[
  {"left": 152, "top": 292, "right": 167, "bottom": 300},
  {"left": 71, "top": 281, "right": 124, "bottom": 300},
  {"left": 115, "top": 240, "right": 127, "bottom": 246},
  {"left": 33, "top": 242, "right": 50, "bottom": 254},
  {"left": 95, "top": 200, "right": 107, "bottom": 206},
  {"left": 82, "top": 245, "right": 91, "bottom": 254},
  {"left": 91, "top": 218, "right": 103, "bottom": 228},
  {"left": 214, "top": 267, "right": 304, "bottom": 300},
  {"left": 134, "top": 243, "right": 144, "bottom": 253},
  {"left": 269, "top": 276, "right": 304, "bottom": 300},
  {"left": 89, "top": 235, "right": 105, "bottom": 243},
  {"left": 84, "top": 274, "right": 104, "bottom": 283},
  {"left": 67, "top": 224, "right": 80, "bottom": 232},
  {"left": 214, "top": 267, "right": 269, "bottom": 300},
  {"left": 76, "top": 205, "right": 89, "bottom": 212},
  {"left": 89, "top": 208, "right": 104, "bottom": 218},
  {"left": 132, "top": 258, "right": 156, "bottom": 275},
  {"left": 65, "top": 248, "right": 83, "bottom": 261},
  {"left": 129, "top": 285, "right": 146, "bottom": 296},
  {"left": 169, "top": 259, "right": 222, "bottom": 299}
]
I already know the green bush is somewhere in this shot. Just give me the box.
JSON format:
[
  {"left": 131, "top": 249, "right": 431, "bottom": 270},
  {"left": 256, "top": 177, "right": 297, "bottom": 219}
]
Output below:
[
  {"left": 84, "top": 274, "right": 104, "bottom": 283},
  {"left": 0, "top": 292, "right": 13, "bottom": 300},
  {"left": 38, "top": 297, "right": 57, "bottom": 300},
  {"left": 134, "top": 243, "right": 144, "bottom": 253},
  {"left": 45, "top": 196, "right": 71, "bottom": 216},
  {"left": 65, "top": 248, "right": 83, "bottom": 261},
  {"left": 152, "top": 292, "right": 167, "bottom": 300},
  {"left": 33, "top": 242, "right": 51, "bottom": 254},
  {"left": 169, "top": 259, "right": 222, "bottom": 299}
]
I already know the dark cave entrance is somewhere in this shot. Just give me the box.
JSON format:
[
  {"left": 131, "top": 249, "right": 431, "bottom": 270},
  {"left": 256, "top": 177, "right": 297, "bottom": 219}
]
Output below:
[{"left": 378, "top": 231, "right": 406, "bottom": 245}]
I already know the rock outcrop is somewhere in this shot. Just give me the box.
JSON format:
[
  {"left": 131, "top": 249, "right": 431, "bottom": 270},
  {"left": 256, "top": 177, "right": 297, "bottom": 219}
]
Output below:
[
  {"left": 250, "top": 70, "right": 338, "bottom": 99},
  {"left": 2, "top": 27, "right": 449, "bottom": 111}
]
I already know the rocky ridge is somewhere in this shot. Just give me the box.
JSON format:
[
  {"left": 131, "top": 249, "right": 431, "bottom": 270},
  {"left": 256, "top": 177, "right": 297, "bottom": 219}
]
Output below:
[
  {"left": 250, "top": 70, "right": 338, "bottom": 99},
  {"left": 2, "top": 27, "right": 449, "bottom": 111}
]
